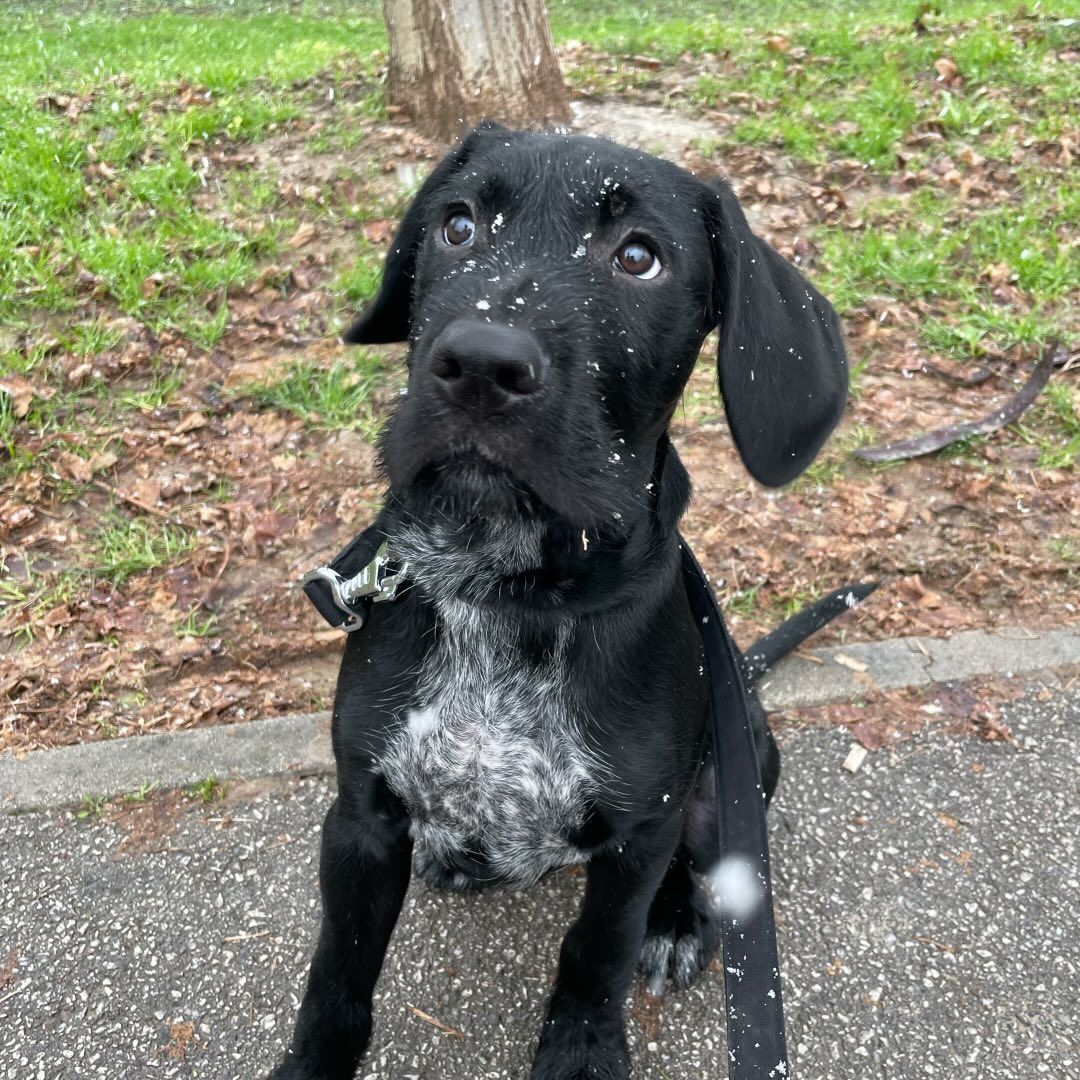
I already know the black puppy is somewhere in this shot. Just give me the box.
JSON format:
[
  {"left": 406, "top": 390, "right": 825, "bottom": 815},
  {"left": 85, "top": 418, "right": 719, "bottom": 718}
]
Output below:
[{"left": 270, "top": 123, "right": 850, "bottom": 1080}]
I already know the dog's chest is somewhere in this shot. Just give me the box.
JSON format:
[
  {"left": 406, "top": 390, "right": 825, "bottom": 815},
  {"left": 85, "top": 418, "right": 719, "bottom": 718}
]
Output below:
[{"left": 379, "top": 602, "right": 598, "bottom": 887}]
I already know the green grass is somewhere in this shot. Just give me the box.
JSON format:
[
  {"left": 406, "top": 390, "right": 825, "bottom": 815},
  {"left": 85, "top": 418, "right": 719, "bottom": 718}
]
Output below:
[
  {"left": 794, "top": 425, "right": 879, "bottom": 489},
  {"left": 559, "top": 5, "right": 1079, "bottom": 171},
  {"left": 122, "top": 781, "right": 159, "bottom": 803},
  {"left": 814, "top": 171, "right": 1079, "bottom": 358},
  {"left": 0, "top": 0, "right": 1077, "bottom": 484},
  {"left": 772, "top": 585, "right": 826, "bottom": 621},
  {"left": 66, "top": 320, "right": 125, "bottom": 356},
  {"left": 245, "top": 354, "right": 385, "bottom": 436},
  {"left": 77, "top": 794, "right": 108, "bottom": 819},
  {"left": 92, "top": 515, "right": 197, "bottom": 585},
  {"left": 186, "top": 775, "right": 225, "bottom": 803},
  {"left": 1015, "top": 381, "right": 1080, "bottom": 471},
  {"left": 0, "top": 4, "right": 384, "bottom": 343},
  {"left": 723, "top": 583, "right": 764, "bottom": 618},
  {"left": 0, "top": 559, "right": 83, "bottom": 645},
  {"left": 174, "top": 609, "right": 219, "bottom": 638},
  {"left": 116, "top": 367, "right": 186, "bottom": 412},
  {"left": 334, "top": 244, "right": 383, "bottom": 305},
  {"left": 562, "top": 3, "right": 1079, "bottom": 363},
  {"left": 1046, "top": 537, "right": 1076, "bottom": 563}
]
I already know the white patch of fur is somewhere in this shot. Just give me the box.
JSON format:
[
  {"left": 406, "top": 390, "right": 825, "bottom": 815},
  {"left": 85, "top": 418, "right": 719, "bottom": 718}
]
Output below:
[
  {"left": 380, "top": 521, "right": 604, "bottom": 888},
  {"left": 390, "top": 517, "right": 544, "bottom": 608}
]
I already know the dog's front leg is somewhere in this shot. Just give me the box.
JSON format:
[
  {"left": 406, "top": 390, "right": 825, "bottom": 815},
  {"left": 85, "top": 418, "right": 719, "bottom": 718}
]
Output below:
[
  {"left": 531, "top": 817, "right": 681, "bottom": 1080},
  {"left": 270, "top": 788, "right": 412, "bottom": 1080}
]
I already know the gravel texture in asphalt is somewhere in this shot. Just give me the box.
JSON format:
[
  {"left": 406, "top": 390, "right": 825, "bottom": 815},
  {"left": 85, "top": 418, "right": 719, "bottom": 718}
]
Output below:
[{"left": 1, "top": 690, "right": 1076, "bottom": 1079}]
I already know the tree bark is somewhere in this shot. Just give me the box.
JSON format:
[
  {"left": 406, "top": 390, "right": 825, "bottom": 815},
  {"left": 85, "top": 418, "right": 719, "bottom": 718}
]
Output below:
[{"left": 384, "top": 0, "right": 570, "bottom": 141}]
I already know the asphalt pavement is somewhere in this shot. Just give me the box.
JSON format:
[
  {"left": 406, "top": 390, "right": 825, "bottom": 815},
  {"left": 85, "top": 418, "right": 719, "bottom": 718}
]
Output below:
[{"left": 1, "top": 688, "right": 1077, "bottom": 1079}]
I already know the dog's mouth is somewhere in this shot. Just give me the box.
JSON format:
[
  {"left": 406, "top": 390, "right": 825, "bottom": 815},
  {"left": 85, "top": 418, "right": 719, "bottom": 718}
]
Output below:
[
  {"left": 406, "top": 447, "right": 549, "bottom": 521},
  {"left": 381, "top": 388, "right": 640, "bottom": 533}
]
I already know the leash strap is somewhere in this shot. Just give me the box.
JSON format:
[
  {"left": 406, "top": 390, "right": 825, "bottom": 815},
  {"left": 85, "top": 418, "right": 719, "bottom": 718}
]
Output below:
[{"left": 680, "top": 540, "right": 790, "bottom": 1080}]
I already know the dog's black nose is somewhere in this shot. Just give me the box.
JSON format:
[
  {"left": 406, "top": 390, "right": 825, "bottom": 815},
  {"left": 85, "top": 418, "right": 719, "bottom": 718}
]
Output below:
[{"left": 428, "top": 319, "right": 549, "bottom": 414}]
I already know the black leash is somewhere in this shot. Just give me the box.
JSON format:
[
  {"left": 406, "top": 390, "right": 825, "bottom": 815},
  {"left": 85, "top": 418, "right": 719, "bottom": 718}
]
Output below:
[
  {"left": 680, "top": 539, "right": 789, "bottom": 1079},
  {"left": 303, "top": 526, "right": 789, "bottom": 1080}
]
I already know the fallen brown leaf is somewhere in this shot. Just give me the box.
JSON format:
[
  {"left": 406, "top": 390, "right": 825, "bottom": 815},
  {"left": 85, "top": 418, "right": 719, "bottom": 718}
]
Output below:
[
  {"left": 173, "top": 412, "right": 207, "bottom": 435},
  {"left": 287, "top": 222, "right": 317, "bottom": 249},
  {"left": 141, "top": 272, "right": 165, "bottom": 299},
  {"left": 362, "top": 219, "right": 396, "bottom": 244},
  {"left": 55, "top": 451, "right": 93, "bottom": 483},
  {"left": 933, "top": 57, "right": 960, "bottom": 82},
  {"left": 163, "top": 1020, "right": 194, "bottom": 1060},
  {"left": 630, "top": 981, "right": 664, "bottom": 1041},
  {"left": 87, "top": 450, "right": 119, "bottom": 474},
  {"left": 0, "top": 375, "right": 38, "bottom": 418}
]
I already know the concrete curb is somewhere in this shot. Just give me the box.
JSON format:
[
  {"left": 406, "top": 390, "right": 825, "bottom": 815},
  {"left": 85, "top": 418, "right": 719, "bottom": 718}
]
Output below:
[
  {"left": 0, "top": 712, "right": 333, "bottom": 814},
  {"left": 757, "top": 624, "right": 1080, "bottom": 710},
  {"left": 2, "top": 625, "right": 1077, "bottom": 813}
]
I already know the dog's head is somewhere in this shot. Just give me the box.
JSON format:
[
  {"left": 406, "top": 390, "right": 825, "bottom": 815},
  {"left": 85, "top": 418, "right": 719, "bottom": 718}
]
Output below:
[{"left": 347, "top": 123, "right": 847, "bottom": 539}]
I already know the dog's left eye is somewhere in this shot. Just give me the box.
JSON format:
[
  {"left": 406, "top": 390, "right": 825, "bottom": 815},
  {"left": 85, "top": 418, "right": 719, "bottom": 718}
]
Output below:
[
  {"left": 443, "top": 212, "right": 476, "bottom": 247},
  {"left": 613, "top": 241, "right": 661, "bottom": 280}
]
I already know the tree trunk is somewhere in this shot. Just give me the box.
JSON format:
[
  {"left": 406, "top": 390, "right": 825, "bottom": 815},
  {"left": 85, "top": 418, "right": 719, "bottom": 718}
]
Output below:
[{"left": 384, "top": 0, "right": 570, "bottom": 142}]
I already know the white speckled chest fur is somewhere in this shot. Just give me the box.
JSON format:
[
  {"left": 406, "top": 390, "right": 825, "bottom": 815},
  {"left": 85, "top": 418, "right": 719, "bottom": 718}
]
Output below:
[{"left": 378, "top": 523, "right": 605, "bottom": 889}]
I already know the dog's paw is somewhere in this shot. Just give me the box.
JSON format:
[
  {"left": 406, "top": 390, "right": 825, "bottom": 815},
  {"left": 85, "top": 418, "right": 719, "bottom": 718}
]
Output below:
[
  {"left": 266, "top": 1024, "right": 370, "bottom": 1080},
  {"left": 265, "top": 1050, "right": 348, "bottom": 1080},
  {"left": 638, "top": 869, "right": 720, "bottom": 994},
  {"left": 638, "top": 921, "right": 717, "bottom": 995},
  {"left": 265, "top": 1056, "right": 324, "bottom": 1080},
  {"left": 530, "top": 1019, "right": 631, "bottom": 1080}
]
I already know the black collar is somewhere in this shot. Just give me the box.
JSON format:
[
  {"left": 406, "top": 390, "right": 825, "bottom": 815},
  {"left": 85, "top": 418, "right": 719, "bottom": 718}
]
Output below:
[{"left": 301, "top": 529, "right": 403, "bottom": 632}]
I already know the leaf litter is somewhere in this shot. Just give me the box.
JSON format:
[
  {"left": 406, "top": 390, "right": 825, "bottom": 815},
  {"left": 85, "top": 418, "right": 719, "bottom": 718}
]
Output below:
[{"left": 2, "top": 11, "right": 1078, "bottom": 754}]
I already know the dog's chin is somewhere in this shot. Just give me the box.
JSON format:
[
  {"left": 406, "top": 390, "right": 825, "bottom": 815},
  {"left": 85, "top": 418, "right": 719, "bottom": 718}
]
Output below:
[{"left": 395, "top": 452, "right": 549, "bottom": 525}]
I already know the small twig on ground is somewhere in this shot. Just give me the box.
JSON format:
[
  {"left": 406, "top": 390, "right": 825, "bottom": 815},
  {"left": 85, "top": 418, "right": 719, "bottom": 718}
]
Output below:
[
  {"left": 406, "top": 1004, "right": 466, "bottom": 1038},
  {"left": 919, "top": 358, "right": 996, "bottom": 387},
  {"left": 854, "top": 344, "right": 1063, "bottom": 465}
]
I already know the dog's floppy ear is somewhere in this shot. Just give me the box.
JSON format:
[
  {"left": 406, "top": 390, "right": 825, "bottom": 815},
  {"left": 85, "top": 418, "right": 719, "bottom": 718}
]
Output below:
[
  {"left": 342, "top": 122, "right": 511, "bottom": 344},
  {"left": 704, "top": 178, "right": 848, "bottom": 487}
]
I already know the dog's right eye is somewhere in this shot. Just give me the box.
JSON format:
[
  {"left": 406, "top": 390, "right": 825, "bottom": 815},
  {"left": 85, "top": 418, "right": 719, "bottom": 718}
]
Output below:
[{"left": 443, "top": 212, "right": 476, "bottom": 247}]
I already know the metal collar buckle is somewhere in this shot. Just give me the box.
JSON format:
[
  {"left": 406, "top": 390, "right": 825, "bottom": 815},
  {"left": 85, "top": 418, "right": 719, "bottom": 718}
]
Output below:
[{"left": 301, "top": 541, "right": 408, "bottom": 632}]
